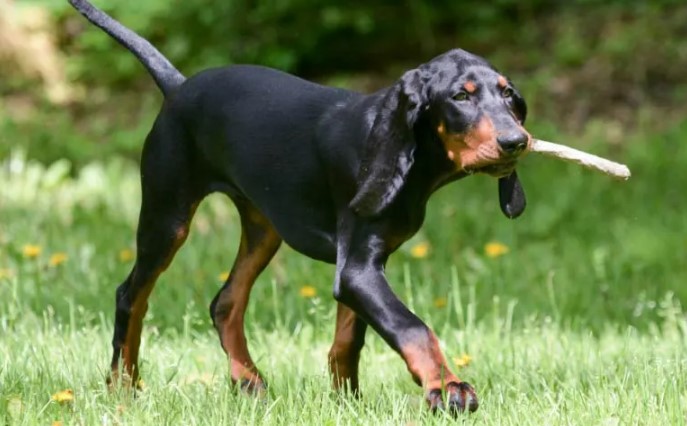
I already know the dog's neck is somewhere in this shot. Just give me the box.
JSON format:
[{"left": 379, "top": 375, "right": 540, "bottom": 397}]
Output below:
[
  {"left": 414, "top": 117, "right": 470, "bottom": 193},
  {"left": 385, "top": 120, "right": 469, "bottom": 225}
]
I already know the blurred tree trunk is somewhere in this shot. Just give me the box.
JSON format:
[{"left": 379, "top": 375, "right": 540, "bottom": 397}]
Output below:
[{"left": 0, "top": 0, "right": 72, "bottom": 104}]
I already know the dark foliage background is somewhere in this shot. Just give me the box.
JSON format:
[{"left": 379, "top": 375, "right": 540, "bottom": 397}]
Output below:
[{"left": 0, "top": 0, "right": 684, "bottom": 166}]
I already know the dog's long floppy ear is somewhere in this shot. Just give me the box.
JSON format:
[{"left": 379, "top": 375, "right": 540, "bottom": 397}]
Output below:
[{"left": 349, "top": 69, "right": 427, "bottom": 217}]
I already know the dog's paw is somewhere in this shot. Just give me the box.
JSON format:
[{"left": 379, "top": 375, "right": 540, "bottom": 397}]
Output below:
[
  {"left": 239, "top": 377, "right": 267, "bottom": 396},
  {"left": 106, "top": 372, "right": 145, "bottom": 393},
  {"left": 427, "top": 381, "right": 478, "bottom": 414}
]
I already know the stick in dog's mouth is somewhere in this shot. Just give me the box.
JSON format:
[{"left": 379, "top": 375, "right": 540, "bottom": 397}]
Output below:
[{"left": 527, "top": 139, "right": 631, "bottom": 180}]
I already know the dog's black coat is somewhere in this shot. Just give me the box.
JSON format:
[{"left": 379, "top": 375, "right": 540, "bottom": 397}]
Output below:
[{"left": 70, "top": 0, "right": 532, "bottom": 414}]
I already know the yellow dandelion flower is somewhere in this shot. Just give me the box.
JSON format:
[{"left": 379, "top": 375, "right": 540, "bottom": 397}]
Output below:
[
  {"left": 51, "top": 389, "right": 74, "bottom": 404},
  {"left": 52, "top": 421, "right": 63, "bottom": 426},
  {"left": 433, "top": 297, "right": 448, "bottom": 308},
  {"left": 49, "top": 253, "right": 68, "bottom": 267},
  {"left": 410, "top": 242, "right": 430, "bottom": 259},
  {"left": 118, "top": 249, "right": 134, "bottom": 262},
  {"left": 299, "top": 285, "right": 317, "bottom": 298},
  {"left": 0, "top": 268, "right": 14, "bottom": 280},
  {"left": 452, "top": 354, "right": 472, "bottom": 368},
  {"left": 484, "top": 241, "right": 509, "bottom": 258},
  {"left": 22, "top": 244, "right": 42, "bottom": 258},
  {"left": 218, "top": 272, "right": 230, "bottom": 281}
]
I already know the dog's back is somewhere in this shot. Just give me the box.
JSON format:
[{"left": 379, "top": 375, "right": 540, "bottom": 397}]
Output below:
[
  {"left": 175, "top": 64, "right": 354, "bottom": 174},
  {"left": 166, "top": 65, "right": 358, "bottom": 259}
]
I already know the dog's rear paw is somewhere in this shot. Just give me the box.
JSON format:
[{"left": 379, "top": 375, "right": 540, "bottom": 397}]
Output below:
[
  {"left": 106, "top": 372, "right": 145, "bottom": 393},
  {"left": 239, "top": 377, "right": 267, "bottom": 396},
  {"left": 427, "top": 381, "right": 478, "bottom": 414}
]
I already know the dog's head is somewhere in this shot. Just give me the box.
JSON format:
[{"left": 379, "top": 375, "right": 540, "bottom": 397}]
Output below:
[{"left": 350, "top": 49, "right": 530, "bottom": 219}]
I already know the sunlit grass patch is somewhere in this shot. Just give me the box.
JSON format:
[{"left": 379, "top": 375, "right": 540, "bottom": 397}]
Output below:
[{"left": 0, "top": 312, "right": 685, "bottom": 425}]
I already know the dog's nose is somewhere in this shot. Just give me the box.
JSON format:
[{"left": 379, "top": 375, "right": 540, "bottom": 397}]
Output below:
[{"left": 497, "top": 132, "right": 529, "bottom": 154}]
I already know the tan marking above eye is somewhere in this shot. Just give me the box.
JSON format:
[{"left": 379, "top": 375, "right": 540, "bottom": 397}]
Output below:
[
  {"left": 497, "top": 75, "right": 508, "bottom": 88},
  {"left": 463, "top": 81, "right": 477, "bottom": 93}
]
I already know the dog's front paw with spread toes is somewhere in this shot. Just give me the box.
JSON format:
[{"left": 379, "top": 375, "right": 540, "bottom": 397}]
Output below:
[{"left": 427, "top": 381, "right": 478, "bottom": 415}]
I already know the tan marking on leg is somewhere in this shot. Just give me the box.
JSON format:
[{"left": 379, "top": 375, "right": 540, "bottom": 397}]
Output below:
[
  {"left": 398, "top": 331, "right": 480, "bottom": 411},
  {"left": 328, "top": 303, "right": 365, "bottom": 393},
  {"left": 118, "top": 202, "right": 199, "bottom": 383},
  {"left": 119, "top": 244, "right": 183, "bottom": 381},
  {"left": 212, "top": 210, "right": 281, "bottom": 391},
  {"left": 119, "top": 281, "right": 154, "bottom": 383},
  {"left": 399, "top": 331, "right": 460, "bottom": 389}
]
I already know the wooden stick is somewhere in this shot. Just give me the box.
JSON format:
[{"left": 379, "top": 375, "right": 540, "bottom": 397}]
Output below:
[{"left": 529, "top": 139, "right": 631, "bottom": 180}]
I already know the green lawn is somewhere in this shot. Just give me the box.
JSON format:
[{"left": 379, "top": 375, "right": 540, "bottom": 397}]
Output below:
[
  {"left": 2, "top": 312, "right": 685, "bottom": 425},
  {"left": 1, "top": 119, "right": 686, "bottom": 424}
]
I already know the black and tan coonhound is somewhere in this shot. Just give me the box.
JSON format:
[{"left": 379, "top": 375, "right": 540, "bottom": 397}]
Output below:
[{"left": 70, "top": 0, "right": 532, "bottom": 414}]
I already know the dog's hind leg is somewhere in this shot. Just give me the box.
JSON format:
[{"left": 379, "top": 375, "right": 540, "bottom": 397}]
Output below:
[
  {"left": 110, "top": 117, "right": 204, "bottom": 386},
  {"left": 209, "top": 201, "right": 282, "bottom": 393},
  {"left": 328, "top": 303, "right": 367, "bottom": 394}
]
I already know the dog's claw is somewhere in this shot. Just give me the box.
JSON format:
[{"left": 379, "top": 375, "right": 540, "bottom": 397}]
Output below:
[{"left": 427, "top": 382, "right": 478, "bottom": 415}]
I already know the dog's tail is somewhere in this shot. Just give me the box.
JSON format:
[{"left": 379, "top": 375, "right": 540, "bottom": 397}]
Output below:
[{"left": 68, "top": 0, "right": 185, "bottom": 96}]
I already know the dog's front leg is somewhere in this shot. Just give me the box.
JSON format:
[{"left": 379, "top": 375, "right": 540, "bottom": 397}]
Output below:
[{"left": 333, "top": 226, "right": 478, "bottom": 414}]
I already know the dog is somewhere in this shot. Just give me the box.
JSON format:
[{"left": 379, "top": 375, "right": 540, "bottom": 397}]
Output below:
[{"left": 69, "top": 0, "right": 532, "bottom": 414}]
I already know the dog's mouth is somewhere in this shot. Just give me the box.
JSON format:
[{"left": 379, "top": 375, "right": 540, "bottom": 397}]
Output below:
[
  {"left": 483, "top": 151, "right": 526, "bottom": 219},
  {"left": 438, "top": 119, "right": 530, "bottom": 179},
  {"left": 461, "top": 148, "right": 527, "bottom": 220},
  {"left": 470, "top": 159, "right": 518, "bottom": 178},
  {"left": 436, "top": 113, "right": 530, "bottom": 219},
  {"left": 469, "top": 135, "right": 530, "bottom": 177}
]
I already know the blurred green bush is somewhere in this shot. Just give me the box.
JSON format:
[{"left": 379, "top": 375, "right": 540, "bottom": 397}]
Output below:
[
  {"left": 52, "top": 1, "right": 687, "bottom": 82},
  {"left": 1, "top": 0, "right": 686, "bottom": 167}
]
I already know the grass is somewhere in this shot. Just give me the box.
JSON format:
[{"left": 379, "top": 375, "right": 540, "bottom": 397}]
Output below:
[
  {"left": 1, "top": 119, "right": 687, "bottom": 424},
  {"left": 2, "top": 310, "right": 686, "bottom": 425}
]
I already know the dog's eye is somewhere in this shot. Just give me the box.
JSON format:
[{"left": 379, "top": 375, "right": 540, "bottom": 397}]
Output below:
[
  {"left": 502, "top": 87, "right": 514, "bottom": 98},
  {"left": 453, "top": 91, "right": 469, "bottom": 102}
]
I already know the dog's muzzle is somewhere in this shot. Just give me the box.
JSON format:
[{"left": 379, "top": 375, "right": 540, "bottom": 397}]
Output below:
[{"left": 497, "top": 131, "right": 529, "bottom": 155}]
